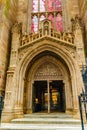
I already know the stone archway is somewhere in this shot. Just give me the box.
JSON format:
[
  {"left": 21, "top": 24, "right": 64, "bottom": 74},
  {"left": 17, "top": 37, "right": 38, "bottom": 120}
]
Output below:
[
  {"left": 24, "top": 54, "right": 73, "bottom": 114},
  {"left": 2, "top": 40, "right": 84, "bottom": 122},
  {"left": 12, "top": 42, "right": 83, "bottom": 118}
]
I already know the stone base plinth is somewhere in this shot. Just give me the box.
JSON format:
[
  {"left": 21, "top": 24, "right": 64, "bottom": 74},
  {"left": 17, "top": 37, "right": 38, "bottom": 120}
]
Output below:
[
  {"left": 73, "top": 109, "right": 80, "bottom": 119},
  {"left": 1, "top": 109, "right": 14, "bottom": 123},
  {"left": 26, "top": 109, "right": 33, "bottom": 114},
  {"left": 66, "top": 109, "right": 73, "bottom": 115},
  {"left": 1, "top": 108, "right": 24, "bottom": 123}
]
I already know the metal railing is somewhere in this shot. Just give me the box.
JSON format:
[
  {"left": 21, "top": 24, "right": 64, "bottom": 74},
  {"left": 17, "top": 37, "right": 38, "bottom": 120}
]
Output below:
[
  {"left": 0, "top": 95, "right": 4, "bottom": 124},
  {"left": 78, "top": 91, "right": 87, "bottom": 130}
]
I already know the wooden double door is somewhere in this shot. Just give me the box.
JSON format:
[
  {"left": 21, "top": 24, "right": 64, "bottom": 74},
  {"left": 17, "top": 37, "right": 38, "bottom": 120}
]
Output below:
[{"left": 33, "top": 80, "right": 65, "bottom": 113}]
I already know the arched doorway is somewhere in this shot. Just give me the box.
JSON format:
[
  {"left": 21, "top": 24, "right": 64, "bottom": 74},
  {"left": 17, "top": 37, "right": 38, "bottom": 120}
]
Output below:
[
  {"left": 24, "top": 54, "right": 73, "bottom": 114},
  {"left": 33, "top": 80, "right": 65, "bottom": 113},
  {"left": 32, "top": 61, "right": 65, "bottom": 113}
]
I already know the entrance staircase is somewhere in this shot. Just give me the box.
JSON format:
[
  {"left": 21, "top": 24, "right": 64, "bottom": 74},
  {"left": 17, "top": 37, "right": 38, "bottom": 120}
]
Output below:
[{"left": 0, "top": 113, "right": 86, "bottom": 130}]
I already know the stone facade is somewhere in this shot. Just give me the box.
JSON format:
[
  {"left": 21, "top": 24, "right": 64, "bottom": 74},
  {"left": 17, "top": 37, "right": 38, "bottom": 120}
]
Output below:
[{"left": 0, "top": 0, "right": 86, "bottom": 122}]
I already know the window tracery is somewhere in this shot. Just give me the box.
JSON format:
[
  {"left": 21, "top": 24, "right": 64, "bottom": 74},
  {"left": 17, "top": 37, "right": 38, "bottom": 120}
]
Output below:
[{"left": 31, "top": 0, "right": 63, "bottom": 32}]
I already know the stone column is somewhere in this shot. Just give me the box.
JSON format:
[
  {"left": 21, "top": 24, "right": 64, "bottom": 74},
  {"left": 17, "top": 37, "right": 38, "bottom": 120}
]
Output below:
[
  {"left": 27, "top": 79, "right": 32, "bottom": 113},
  {"left": 17, "top": 0, "right": 28, "bottom": 34},
  {"left": 0, "top": 22, "right": 10, "bottom": 96},
  {"left": 27, "top": 0, "right": 32, "bottom": 33},
  {"left": 0, "top": 0, "right": 18, "bottom": 96},
  {"left": 0, "top": 0, "right": 18, "bottom": 122},
  {"left": 64, "top": 78, "right": 73, "bottom": 114},
  {"left": 72, "top": 16, "right": 86, "bottom": 67}
]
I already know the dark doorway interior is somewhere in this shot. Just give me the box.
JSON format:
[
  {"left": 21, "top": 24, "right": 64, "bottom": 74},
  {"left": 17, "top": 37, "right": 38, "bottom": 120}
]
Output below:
[{"left": 33, "top": 80, "right": 65, "bottom": 113}]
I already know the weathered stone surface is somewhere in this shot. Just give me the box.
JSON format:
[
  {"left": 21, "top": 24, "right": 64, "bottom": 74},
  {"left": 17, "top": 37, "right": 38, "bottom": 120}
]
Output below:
[{"left": 0, "top": 0, "right": 86, "bottom": 123}]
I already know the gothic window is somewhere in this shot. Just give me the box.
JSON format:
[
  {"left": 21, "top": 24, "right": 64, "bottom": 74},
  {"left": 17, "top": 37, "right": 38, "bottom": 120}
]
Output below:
[{"left": 31, "top": 0, "right": 63, "bottom": 32}]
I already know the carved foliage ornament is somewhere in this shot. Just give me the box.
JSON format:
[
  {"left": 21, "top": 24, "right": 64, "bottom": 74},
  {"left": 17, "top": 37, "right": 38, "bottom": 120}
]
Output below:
[{"left": 34, "top": 62, "right": 63, "bottom": 80}]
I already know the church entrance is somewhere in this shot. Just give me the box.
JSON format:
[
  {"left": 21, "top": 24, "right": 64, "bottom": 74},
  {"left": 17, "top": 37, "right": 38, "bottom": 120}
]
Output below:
[
  {"left": 33, "top": 80, "right": 65, "bottom": 113},
  {"left": 25, "top": 57, "right": 73, "bottom": 114}
]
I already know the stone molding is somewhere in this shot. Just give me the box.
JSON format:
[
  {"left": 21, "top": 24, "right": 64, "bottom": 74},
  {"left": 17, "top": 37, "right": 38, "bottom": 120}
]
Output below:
[{"left": 21, "top": 19, "right": 74, "bottom": 47}]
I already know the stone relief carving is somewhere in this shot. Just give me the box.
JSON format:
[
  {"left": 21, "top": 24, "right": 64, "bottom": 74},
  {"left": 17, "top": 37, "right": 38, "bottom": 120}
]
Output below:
[
  {"left": 21, "top": 19, "right": 74, "bottom": 46},
  {"left": 17, "top": 19, "right": 75, "bottom": 61},
  {"left": 71, "top": 15, "right": 83, "bottom": 33},
  {"left": 9, "top": 19, "right": 77, "bottom": 64},
  {"left": 34, "top": 62, "right": 63, "bottom": 80}
]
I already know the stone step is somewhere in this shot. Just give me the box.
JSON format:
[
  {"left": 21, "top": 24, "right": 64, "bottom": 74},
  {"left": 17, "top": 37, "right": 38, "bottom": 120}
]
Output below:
[
  {"left": 0, "top": 113, "right": 86, "bottom": 130},
  {"left": 1, "top": 123, "right": 87, "bottom": 130},
  {"left": 24, "top": 113, "right": 73, "bottom": 118},
  {"left": 10, "top": 113, "right": 80, "bottom": 125},
  {"left": 11, "top": 117, "right": 81, "bottom": 125}
]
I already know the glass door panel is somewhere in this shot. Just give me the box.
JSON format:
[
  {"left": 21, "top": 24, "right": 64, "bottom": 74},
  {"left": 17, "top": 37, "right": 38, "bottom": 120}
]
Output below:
[{"left": 33, "top": 80, "right": 65, "bottom": 112}]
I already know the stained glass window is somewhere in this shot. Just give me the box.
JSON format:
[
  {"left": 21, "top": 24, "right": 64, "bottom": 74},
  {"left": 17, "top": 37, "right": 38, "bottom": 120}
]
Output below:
[
  {"left": 40, "top": 15, "right": 45, "bottom": 21},
  {"left": 40, "top": 0, "right": 45, "bottom": 12},
  {"left": 31, "top": 0, "right": 63, "bottom": 32},
  {"left": 32, "top": 0, "right": 38, "bottom": 12},
  {"left": 48, "top": 14, "right": 54, "bottom": 28},
  {"left": 56, "top": 13, "right": 63, "bottom": 32},
  {"left": 32, "top": 16, "right": 38, "bottom": 32},
  {"left": 55, "top": 0, "right": 62, "bottom": 11}
]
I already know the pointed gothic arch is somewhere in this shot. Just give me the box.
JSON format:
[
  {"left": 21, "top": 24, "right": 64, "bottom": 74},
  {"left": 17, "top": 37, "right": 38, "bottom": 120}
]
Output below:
[{"left": 10, "top": 39, "right": 83, "bottom": 117}]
